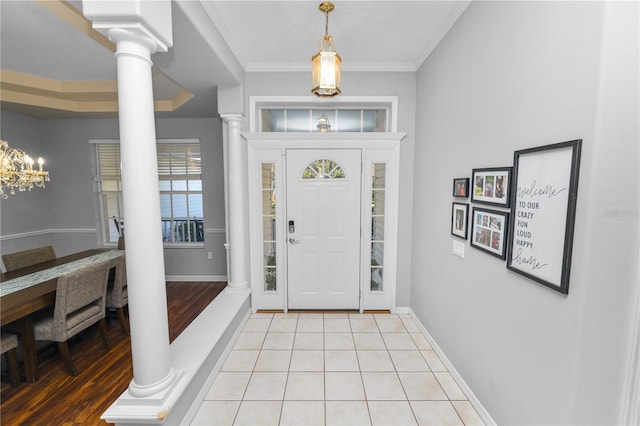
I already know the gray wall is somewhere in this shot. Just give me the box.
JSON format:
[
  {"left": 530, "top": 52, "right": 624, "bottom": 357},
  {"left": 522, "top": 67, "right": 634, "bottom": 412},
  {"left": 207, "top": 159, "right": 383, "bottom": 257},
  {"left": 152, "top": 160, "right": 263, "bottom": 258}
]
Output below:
[
  {"left": 0, "top": 112, "right": 54, "bottom": 254},
  {"left": 0, "top": 112, "right": 227, "bottom": 278},
  {"left": 243, "top": 71, "right": 417, "bottom": 307},
  {"left": 411, "top": 1, "right": 639, "bottom": 424}
]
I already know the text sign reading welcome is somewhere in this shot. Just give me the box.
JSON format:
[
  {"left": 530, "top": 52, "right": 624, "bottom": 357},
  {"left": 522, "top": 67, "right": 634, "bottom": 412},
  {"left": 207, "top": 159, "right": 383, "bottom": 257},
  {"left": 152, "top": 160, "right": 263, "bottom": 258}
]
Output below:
[{"left": 507, "top": 140, "right": 582, "bottom": 294}]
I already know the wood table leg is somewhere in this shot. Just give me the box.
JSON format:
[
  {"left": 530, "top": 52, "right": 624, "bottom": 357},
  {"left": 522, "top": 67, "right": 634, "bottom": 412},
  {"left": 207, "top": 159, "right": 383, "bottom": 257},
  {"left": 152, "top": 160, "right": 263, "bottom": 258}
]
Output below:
[{"left": 20, "top": 316, "right": 39, "bottom": 382}]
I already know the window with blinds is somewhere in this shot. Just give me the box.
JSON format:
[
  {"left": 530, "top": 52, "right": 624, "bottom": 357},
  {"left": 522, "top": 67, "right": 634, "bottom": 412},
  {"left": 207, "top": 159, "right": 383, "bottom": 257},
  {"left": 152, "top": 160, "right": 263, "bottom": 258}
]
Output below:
[{"left": 93, "top": 140, "right": 204, "bottom": 245}]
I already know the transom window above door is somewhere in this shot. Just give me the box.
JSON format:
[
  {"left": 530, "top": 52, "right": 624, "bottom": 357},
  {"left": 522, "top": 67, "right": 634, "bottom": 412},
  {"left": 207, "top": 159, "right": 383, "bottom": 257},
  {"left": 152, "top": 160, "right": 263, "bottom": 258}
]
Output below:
[
  {"left": 250, "top": 96, "right": 398, "bottom": 133},
  {"left": 261, "top": 109, "right": 387, "bottom": 133}
]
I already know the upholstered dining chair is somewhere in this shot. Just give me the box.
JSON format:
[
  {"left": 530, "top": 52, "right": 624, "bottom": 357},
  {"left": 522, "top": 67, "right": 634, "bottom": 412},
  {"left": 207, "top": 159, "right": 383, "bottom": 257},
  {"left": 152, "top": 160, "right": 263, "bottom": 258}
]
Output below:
[
  {"left": 107, "top": 255, "right": 129, "bottom": 335},
  {"left": 1, "top": 333, "right": 20, "bottom": 387},
  {"left": 2, "top": 245, "right": 57, "bottom": 272},
  {"left": 33, "top": 260, "right": 112, "bottom": 376}
]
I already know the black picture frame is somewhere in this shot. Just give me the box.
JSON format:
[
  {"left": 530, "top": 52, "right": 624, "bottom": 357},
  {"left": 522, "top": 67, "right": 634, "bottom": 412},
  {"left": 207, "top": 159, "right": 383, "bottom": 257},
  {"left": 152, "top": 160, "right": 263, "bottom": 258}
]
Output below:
[
  {"left": 451, "top": 203, "right": 469, "bottom": 240},
  {"left": 471, "top": 167, "right": 512, "bottom": 207},
  {"left": 506, "top": 139, "right": 582, "bottom": 295},
  {"left": 452, "top": 178, "right": 469, "bottom": 198},
  {"left": 470, "top": 207, "right": 509, "bottom": 259}
]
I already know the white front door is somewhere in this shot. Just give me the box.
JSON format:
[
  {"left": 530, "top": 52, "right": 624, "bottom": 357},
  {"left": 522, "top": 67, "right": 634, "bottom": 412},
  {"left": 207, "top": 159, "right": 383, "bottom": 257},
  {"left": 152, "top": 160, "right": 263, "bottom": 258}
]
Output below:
[{"left": 286, "top": 149, "right": 361, "bottom": 310}]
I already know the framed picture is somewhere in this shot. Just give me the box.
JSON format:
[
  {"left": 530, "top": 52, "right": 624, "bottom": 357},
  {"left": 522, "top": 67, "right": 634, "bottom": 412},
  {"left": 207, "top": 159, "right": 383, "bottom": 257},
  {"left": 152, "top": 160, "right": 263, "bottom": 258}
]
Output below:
[
  {"left": 507, "top": 139, "right": 582, "bottom": 295},
  {"left": 451, "top": 203, "right": 469, "bottom": 239},
  {"left": 452, "top": 178, "right": 469, "bottom": 198},
  {"left": 471, "top": 167, "right": 512, "bottom": 207},
  {"left": 471, "top": 207, "right": 509, "bottom": 259}
]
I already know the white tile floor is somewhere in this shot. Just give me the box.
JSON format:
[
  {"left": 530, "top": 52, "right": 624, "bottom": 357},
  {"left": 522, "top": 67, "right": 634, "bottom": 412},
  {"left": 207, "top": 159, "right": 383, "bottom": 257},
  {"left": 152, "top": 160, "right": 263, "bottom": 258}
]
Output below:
[{"left": 191, "top": 312, "right": 485, "bottom": 426}]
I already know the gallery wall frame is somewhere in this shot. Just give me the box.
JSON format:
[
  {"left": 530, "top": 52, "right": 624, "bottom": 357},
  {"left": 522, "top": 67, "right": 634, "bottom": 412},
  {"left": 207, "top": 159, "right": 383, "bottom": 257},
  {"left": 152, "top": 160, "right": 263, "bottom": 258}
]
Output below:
[
  {"left": 471, "top": 167, "right": 512, "bottom": 207},
  {"left": 451, "top": 202, "right": 469, "bottom": 240},
  {"left": 470, "top": 207, "right": 509, "bottom": 259},
  {"left": 506, "top": 139, "right": 582, "bottom": 295},
  {"left": 453, "top": 178, "right": 469, "bottom": 198}
]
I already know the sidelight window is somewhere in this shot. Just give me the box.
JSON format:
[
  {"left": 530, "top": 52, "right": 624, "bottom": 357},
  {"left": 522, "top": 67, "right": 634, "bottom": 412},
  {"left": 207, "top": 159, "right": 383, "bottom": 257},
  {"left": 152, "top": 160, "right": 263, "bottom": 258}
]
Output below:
[
  {"left": 371, "top": 163, "right": 386, "bottom": 291},
  {"left": 261, "top": 163, "right": 277, "bottom": 291}
]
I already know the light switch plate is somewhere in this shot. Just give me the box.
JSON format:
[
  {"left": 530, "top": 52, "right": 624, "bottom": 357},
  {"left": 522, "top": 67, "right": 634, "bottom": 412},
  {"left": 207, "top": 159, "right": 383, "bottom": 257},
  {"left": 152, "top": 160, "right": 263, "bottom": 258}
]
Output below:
[{"left": 453, "top": 240, "right": 465, "bottom": 258}]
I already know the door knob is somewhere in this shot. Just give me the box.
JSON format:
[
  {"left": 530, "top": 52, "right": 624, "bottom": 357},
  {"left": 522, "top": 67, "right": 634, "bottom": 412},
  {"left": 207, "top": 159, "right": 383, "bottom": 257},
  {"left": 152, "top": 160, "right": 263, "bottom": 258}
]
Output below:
[{"left": 288, "top": 238, "right": 301, "bottom": 244}]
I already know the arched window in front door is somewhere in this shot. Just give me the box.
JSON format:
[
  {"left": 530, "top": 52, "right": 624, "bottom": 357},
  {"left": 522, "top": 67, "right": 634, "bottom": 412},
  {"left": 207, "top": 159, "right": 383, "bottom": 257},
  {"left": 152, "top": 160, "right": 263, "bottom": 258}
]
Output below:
[{"left": 302, "top": 159, "right": 346, "bottom": 179}]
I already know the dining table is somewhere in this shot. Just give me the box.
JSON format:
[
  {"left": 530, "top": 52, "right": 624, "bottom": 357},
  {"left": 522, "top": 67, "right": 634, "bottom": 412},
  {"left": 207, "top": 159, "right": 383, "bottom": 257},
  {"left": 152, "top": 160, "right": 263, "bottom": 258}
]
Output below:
[{"left": 0, "top": 249, "right": 124, "bottom": 382}]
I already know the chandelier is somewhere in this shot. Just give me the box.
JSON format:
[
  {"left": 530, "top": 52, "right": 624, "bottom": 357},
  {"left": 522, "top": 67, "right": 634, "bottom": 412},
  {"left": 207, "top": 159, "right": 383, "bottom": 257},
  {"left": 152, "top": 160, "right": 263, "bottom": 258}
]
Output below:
[
  {"left": 311, "top": 1, "right": 341, "bottom": 97},
  {"left": 0, "top": 140, "right": 50, "bottom": 199}
]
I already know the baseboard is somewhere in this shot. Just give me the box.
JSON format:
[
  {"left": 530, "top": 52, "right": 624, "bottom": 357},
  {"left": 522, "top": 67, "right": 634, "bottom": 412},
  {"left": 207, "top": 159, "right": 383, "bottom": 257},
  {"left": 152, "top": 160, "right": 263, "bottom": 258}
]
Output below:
[
  {"left": 408, "top": 308, "right": 496, "bottom": 426},
  {"left": 394, "top": 306, "right": 410, "bottom": 315},
  {"left": 165, "top": 275, "right": 228, "bottom": 282}
]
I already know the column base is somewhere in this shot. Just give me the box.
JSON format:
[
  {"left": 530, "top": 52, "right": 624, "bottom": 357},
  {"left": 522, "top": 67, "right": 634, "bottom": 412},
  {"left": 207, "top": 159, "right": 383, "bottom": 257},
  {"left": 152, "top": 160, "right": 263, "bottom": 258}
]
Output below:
[
  {"left": 129, "top": 367, "right": 178, "bottom": 398},
  {"left": 102, "top": 369, "right": 186, "bottom": 422},
  {"left": 225, "top": 283, "right": 250, "bottom": 294}
]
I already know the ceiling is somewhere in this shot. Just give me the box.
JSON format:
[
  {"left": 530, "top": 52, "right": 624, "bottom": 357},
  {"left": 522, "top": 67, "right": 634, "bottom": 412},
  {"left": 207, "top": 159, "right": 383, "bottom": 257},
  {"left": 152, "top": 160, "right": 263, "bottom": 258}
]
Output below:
[{"left": 0, "top": 0, "right": 470, "bottom": 119}]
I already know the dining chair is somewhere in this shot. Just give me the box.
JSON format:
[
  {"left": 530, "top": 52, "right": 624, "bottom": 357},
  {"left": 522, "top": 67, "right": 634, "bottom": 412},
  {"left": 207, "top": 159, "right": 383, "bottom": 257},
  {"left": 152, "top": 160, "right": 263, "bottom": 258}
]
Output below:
[
  {"left": 107, "top": 255, "right": 129, "bottom": 335},
  {"left": 1, "top": 333, "right": 20, "bottom": 387},
  {"left": 33, "top": 260, "right": 112, "bottom": 376},
  {"left": 2, "top": 245, "right": 57, "bottom": 272}
]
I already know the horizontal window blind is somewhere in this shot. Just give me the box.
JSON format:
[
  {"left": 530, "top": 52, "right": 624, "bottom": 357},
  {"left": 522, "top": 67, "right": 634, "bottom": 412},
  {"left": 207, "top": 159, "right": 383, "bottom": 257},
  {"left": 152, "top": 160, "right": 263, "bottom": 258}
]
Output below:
[{"left": 93, "top": 139, "right": 204, "bottom": 244}]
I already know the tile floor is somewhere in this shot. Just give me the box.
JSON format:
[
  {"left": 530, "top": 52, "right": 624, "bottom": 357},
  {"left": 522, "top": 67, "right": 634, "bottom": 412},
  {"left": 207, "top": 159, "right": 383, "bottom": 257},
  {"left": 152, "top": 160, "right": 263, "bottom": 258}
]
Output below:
[{"left": 191, "top": 312, "right": 485, "bottom": 426}]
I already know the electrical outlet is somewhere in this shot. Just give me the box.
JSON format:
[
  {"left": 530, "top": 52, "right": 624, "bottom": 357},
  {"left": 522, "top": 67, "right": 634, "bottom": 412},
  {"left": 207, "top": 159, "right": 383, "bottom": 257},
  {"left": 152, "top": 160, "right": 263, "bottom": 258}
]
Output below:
[{"left": 207, "top": 251, "right": 213, "bottom": 259}]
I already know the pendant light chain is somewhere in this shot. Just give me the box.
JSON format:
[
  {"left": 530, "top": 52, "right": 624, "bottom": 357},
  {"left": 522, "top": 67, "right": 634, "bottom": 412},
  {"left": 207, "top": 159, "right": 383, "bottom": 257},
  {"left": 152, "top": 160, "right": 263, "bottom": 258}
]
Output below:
[{"left": 325, "top": 8, "right": 329, "bottom": 36}]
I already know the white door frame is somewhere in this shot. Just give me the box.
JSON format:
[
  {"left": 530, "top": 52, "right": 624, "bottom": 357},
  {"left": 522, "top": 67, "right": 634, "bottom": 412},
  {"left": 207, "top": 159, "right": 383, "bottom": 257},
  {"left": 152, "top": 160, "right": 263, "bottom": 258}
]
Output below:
[{"left": 245, "top": 132, "right": 406, "bottom": 313}]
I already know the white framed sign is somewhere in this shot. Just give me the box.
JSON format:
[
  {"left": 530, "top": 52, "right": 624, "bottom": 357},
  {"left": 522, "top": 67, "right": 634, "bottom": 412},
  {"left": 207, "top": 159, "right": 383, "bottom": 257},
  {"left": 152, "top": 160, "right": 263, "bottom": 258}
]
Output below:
[{"left": 506, "top": 140, "right": 582, "bottom": 294}]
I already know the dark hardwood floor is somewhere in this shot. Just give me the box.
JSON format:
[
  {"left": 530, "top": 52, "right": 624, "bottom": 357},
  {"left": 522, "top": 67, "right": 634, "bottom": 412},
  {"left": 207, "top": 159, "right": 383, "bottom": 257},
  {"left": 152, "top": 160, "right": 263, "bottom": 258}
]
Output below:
[{"left": 1, "top": 281, "right": 226, "bottom": 426}]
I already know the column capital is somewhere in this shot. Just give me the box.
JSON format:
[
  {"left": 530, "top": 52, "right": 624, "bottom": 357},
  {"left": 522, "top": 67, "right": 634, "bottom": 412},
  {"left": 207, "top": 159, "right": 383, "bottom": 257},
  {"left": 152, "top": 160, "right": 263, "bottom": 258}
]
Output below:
[
  {"left": 220, "top": 114, "right": 245, "bottom": 124},
  {"left": 108, "top": 28, "right": 158, "bottom": 64},
  {"left": 82, "top": 0, "right": 172, "bottom": 51}
]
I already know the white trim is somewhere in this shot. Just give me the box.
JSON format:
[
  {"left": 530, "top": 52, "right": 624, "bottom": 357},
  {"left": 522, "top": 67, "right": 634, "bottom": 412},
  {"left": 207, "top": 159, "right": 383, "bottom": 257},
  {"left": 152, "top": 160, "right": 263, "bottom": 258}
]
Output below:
[
  {"left": 88, "top": 138, "right": 201, "bottom": 144},
  {"left": 204, "top": 228, "right": 226, "bottom": 234},
  {"left": 413, "top": 1, "right": 471, "bottom": 69},
  {"left": 408, "top": 307, "right": 497, "bottom": 426},
  {"left": 394, "top": 306, "right": 410, "bottom": 315},
  {"left": 249, "top": 96, "right": 399, "bottom": 134},
  {"left": 162, "top": 243, "right": 206, "bottom": 249},
  {"left": 0, "top": 227, "right": 224, "bottom": 240},
  {"left": 0, "top": 228, "right": 96, "bottom": 241},
  {"left": 165, "top": 275, "right": 228, "bottom": 282},
  {"left": 621, "top": 266, "right": 640, "bottom": 425},
  {"left": 245, "top": 61, "right": 418, "bottom": 73},
  {"left": 247, "top": 147, "right": 287, "bottom": 311}
]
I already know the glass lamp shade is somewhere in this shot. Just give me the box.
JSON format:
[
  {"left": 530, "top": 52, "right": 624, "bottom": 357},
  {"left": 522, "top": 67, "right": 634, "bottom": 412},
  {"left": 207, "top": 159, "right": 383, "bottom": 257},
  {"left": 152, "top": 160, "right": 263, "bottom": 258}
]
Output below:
[{"left": 312, "top": 36, "right": 341, "bottom": 97}]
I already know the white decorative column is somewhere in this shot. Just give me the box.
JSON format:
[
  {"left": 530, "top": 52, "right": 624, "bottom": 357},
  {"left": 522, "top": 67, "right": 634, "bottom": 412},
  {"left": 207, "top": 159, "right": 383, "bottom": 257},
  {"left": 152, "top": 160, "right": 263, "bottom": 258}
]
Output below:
[
  {"left": 109, "top": 27, "right": 178, "bottom": 398},
  {"left": 220, "top": 114, "right": 249, "bottom": 290},
  {"left": 82, "top": 1, "right": 182, "bottom": 418}
]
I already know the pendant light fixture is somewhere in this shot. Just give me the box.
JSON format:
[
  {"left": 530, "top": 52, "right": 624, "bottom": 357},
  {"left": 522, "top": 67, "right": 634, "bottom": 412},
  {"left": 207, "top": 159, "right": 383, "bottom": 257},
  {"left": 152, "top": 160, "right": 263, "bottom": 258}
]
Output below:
[{"left": 311, "top": 1, "right": 341, "bottom": 97}]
